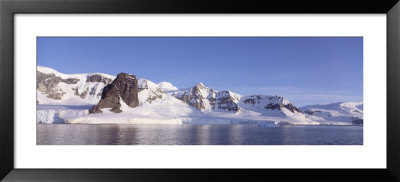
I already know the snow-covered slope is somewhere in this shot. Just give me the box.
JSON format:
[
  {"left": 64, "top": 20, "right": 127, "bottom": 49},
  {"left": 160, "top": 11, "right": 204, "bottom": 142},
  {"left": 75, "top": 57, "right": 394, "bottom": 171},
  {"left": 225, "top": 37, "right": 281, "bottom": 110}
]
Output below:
[
  {"left": 137, "top": 79, "right": 165, "bottom": 105},
  {"left": 67, "top": 94, "right": 206, "bottom": 124},
  {"left": 157, "top": 82, "right": 178, "bottom": 91},
  {"left": 235, "top": 95, "right": 311, "bottom": 124},
  {"left": 166, "top": 84, "right": 307, "bottom": 120},
  {"left": 299, "top": 102, "right": 363, "bottom": 124},
  {"left": 37, "top": 66, "right": 363, "bottom": 125},
  {"left": 37, "top": 66, "right": 178, "bottom": 106},
  {"left": 37, "top": 66, "right": 115, "bottom": 105},
  {"left": 162, "top": 83, "right": 319, "bottom": 125},
  {"left": 166, "top": 83, "right": 241, "bottom": 112}
]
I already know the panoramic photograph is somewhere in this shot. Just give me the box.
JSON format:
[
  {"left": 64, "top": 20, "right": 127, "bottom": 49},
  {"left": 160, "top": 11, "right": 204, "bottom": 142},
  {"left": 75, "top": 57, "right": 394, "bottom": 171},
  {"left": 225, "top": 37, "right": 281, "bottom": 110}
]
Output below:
[{"left": 36, "top": 37, "right": 363, "bottom": 145}]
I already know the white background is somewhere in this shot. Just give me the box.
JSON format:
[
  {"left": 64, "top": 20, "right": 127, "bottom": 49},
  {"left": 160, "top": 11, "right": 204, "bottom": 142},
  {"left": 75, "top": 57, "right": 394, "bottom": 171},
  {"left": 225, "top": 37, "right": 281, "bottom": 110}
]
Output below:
[{"left": 15, "top": 14, "right": 386, "bottom": 168}]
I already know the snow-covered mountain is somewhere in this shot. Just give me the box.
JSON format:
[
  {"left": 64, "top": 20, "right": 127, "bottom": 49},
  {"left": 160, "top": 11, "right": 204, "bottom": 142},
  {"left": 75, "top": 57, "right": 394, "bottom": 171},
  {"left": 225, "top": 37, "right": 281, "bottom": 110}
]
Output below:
[
  {"left": 37, "top": 66, "right": 115, "bottom": 105},
  {"left": 37, "top": 66, "right": 174, "bottom": 106},
  {"left": 166, "top": 84, "right": 308, "bottom": 122},
  {"left": 299, "top": 102, "right": 363, "bottom": 124},
  {"left": 138, "top": 79, "right": 167, "bottom": 105},
  {"left": 239, "top": 95, "right": 302, "bottom": 116},
  {"left": 166, "top": 83, "right": 241, "bottom": 112},
  {"left": 36, "top": 66, "right": 363, "bottom": 125}
]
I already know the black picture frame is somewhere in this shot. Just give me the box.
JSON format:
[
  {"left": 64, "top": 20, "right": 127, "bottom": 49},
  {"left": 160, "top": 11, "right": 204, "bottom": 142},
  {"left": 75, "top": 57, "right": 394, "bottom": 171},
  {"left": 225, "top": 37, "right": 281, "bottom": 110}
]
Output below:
[{"left": 1, "top": 0, "right": 399, "bottom": 181}]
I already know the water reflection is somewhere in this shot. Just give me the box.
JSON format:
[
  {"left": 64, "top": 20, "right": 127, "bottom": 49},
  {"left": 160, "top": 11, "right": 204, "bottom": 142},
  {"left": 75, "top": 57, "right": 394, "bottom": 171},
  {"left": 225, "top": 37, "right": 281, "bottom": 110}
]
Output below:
[
  {"left": 195, "top": 125, "right": 211, "bottom": 145},
  {"left": 37, "top": 124, "right": 363, "bottom": 145}
]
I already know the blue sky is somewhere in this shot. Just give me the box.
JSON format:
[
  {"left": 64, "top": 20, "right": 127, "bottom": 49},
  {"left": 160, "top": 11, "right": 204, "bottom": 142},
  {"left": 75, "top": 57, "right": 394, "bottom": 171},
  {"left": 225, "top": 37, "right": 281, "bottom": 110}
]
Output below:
[{"left": 37, "top": 37, "right": 363, "bottom": 106}]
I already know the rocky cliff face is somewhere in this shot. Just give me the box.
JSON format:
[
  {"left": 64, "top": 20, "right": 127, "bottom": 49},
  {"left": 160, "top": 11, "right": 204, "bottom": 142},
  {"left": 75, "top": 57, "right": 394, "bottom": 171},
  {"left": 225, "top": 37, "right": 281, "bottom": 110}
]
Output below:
[
  {"left": 37, "top": 66, "right": 115, "bottom": 104},
  {"left": 167, "top": 83, "right": 303, "bottom": 115},
  {"left": 239, "top": 95, "right": 303, "bottom": 118},
  {"left": 37, "top": 72, "right": 80, "bottom": 100},
  {"left": 242, "top": 95, "right": 302, "bottom": 113},
  {"left": 86, "top": 74, "right": 113, "bottom": 84},
  {"left": 167, "top": 83, "right": 241, "bottom": 113},
  {"left": 37, "top": 66, "right": 362, "bottom": 125},
  {"left": 171, "top": 83, "right": 214, "bottom": 110},
  {"left": 89, "top": 73, "right": 139, "bottom": 113},
  {"left": 213, "top": 91, "right": 240, "bottom": 112}
]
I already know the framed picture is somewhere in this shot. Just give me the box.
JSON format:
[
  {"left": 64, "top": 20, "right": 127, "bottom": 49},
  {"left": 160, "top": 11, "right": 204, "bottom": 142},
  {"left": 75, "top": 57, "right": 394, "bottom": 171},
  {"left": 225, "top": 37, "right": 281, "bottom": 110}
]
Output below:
[{"left": 1, "top": 0, "right": 399, "bottom": 181}]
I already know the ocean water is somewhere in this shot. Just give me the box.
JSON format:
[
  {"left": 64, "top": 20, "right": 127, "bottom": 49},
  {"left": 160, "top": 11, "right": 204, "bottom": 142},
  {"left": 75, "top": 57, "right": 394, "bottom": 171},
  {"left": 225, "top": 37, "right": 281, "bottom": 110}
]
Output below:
[{"left": 37, "top": 124, "right": 362, "bottom": 145}]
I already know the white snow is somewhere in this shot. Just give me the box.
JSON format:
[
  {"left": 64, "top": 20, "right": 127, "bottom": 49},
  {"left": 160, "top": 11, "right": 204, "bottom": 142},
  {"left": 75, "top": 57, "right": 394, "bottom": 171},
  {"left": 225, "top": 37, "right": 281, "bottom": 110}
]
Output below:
[
  {"left": 299, "top": 101, "right": 363, "bottom": 124},
  {"left": 37, "top": 65, "right": 115, "bottom": 81},
  {"left": 37, "top": 65, "right": 115, "bottom": 105},
  {"left": 66, "top": 94, "right": 205, "bottom": 124},
  {"left": 36, "top": 66, "right": 363, "bottom": 126},
  {"left": 37, "top": 105, "right": 90, "bottom": 124},
  {"left": 38, "top": 93, "right": 329, "bottom": 125},
  {"left": 37, "top": 98, "right": 360, "bottom": 125},
  {"left": 157, "top": 81, "right": 178, "bottom": 91}
]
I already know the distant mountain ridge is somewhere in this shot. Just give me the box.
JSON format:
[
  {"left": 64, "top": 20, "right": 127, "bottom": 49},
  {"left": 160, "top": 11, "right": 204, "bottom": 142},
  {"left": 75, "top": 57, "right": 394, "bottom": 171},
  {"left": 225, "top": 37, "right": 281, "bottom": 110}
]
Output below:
[
  {"left": 36, "top": 66, "right": 363, "bottom": 125},
  {"left": 166, "top": 83, "right": 241, "bottom": 112},
  {"left": 299, "top": 102, "right": 363, "bottom": 124}
]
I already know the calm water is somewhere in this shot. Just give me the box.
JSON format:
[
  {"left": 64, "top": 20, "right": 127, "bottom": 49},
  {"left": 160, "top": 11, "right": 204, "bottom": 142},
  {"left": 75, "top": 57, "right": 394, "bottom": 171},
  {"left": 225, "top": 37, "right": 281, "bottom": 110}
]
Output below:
[{"left": 37, "top": 124, "right": 363, "bottom": 145}]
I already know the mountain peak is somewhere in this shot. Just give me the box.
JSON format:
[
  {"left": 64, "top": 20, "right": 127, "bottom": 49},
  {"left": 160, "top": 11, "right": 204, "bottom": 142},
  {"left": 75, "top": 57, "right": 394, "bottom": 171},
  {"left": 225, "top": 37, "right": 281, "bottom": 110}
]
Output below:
[
  {"left": 90, "top": 72, "right": 139, "bottom": 113},
  {"left": 157, "top": 82, "right": 178, "bottom": 91},
  {"left": 195, "top": 82, "right": 205, "bottom": 87},
  {"left": 194, "top": 82, "right": 210, "bottom": 90},
  {"left": 116, "top": 72, "right": 136, "bottom": 79}
]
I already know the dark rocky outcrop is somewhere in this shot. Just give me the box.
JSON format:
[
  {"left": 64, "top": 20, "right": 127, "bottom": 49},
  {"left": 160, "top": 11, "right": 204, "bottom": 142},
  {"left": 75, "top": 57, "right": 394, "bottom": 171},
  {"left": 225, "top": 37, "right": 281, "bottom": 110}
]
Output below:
[
  {"left": 71, "top": 87, "right": 89, "bottom": 99},
  {"left": 89, "top": 86, "right": 97, "bottom": 96},
  {"left": 265, "top": 103, "right": 281, "bottom": 110},
  {"left": 352, "top": 119, "right": 363, "bottom": 125},
  {"left": 86, "top": 74, "right": 113, "bottom": 84},
  {"left": 265, "top": 103, "right": 302, "bottom": 113},
  {"left": 89, "top": 73, "right": 139, "bottom": 113},
  {"left": 178, "top": 93, "right": 205, "bottom": 110},
  {"left": 243, "top": 95, "right": 263, "bottom": 105},
  {"left": 304, "top": 110, "right": 315, "bottom": 115},
  {"left": 215, "top": 91, "right": 240, "bottom": 112},
  {"left": 80, "top": 87, "right": 89, "bottom": 99},
  {"left": 243, "top": 98, "right": 256, "bottom": 104},
  {"left": 243, "top": 95, "right": 301, "bottom": 113},
  {"left": 145, "top": 88, "right": 163, "bottom": 103},
  {"left": 302, "top": 110, "right": 332, "bottom": 117},
  {"left": 37, "top": 71, "right": 80, "bottom": 100},
  {"left": 283, "top": 103, "right": 302, "bottom": 113}
]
